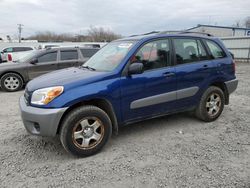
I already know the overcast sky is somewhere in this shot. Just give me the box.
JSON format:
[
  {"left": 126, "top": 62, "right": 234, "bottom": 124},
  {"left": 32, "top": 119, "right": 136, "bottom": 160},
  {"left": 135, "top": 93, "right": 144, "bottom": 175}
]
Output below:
[{"left": 0, "top": 0, "right": 249, "bottom": 38}]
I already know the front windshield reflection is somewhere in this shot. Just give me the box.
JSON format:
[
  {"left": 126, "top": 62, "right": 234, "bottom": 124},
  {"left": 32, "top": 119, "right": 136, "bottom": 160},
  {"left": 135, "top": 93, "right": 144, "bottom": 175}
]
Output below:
[{"left": 83, "top": 41, "right": 135, "bottom": 72}]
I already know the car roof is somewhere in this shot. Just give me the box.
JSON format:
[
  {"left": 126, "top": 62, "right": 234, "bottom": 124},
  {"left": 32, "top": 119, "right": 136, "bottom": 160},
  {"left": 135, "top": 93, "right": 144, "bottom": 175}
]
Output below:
[
  {"left": 116, "top": 33, "right": 217, "bottom": 42},
  {"left": 45, "top": 46, "right": 99, "bottom": 50},
  {"left": 3, "top": 46, "right": 34, "bottom": 49}
]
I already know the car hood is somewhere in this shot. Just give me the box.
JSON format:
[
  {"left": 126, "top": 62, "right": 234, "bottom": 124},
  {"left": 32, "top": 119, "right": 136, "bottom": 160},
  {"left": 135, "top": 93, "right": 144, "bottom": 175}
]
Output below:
[{"left": 26, "top": 67, "right": 111, "bottom": 92}]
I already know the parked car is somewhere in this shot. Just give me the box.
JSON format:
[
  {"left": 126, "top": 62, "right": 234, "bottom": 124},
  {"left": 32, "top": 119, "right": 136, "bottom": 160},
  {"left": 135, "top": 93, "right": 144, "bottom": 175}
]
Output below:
[
  {"left": 0, "top": 46, "right": 99, "bottom": 91},
  {"left": 0, "top": 46, "right": 35, "bottom": 62},
  {"left": 19, "top": 33, "right": 238, "bottom": 157},
  {"left": 0, "top": 53, "right": 2, "bottom": 63}
]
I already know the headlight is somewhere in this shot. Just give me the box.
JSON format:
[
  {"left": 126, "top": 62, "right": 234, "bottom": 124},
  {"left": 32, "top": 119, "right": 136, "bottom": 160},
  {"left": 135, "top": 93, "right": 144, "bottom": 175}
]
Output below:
[{"left": 31, "top": 86, "right": 64, "bottom": 105}]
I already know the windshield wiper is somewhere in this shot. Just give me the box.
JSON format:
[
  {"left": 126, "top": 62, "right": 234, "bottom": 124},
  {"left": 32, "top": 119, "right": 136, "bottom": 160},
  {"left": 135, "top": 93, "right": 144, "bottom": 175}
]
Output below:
[{"left": 81, "top": 65, "right": 96, "bottom": 71}]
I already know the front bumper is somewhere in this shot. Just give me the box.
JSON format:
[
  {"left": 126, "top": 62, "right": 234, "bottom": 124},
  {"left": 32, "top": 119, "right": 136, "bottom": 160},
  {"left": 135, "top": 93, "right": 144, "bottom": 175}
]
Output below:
[
  {"left": 19, "top": 96, "right": 68, "bottom": 136},
  {"left": 225, "top": 79, "right": 238, "bottom": 94}
]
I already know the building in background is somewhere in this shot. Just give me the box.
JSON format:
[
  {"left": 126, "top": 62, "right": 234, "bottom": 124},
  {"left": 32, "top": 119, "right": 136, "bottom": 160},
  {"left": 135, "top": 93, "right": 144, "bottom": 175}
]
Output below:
[{"left": 187, "top": 24, "right": 250, "bottom": 37}]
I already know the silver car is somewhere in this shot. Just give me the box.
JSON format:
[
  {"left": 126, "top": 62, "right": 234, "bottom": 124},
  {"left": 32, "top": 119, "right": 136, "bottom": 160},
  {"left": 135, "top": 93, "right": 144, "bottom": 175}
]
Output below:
[{"left": 0, "top": 47, "right": 99, "bottom": 92}]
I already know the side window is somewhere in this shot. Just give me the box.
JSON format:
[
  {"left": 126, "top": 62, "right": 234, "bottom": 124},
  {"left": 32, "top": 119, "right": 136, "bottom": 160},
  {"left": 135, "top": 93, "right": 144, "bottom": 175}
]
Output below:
[
  {"left": 37, "top": 52, "right": 57, "bottom": 63},
  {"left": 60, "top": 50, "right": 78, "bottom": 61},
  {"left": 173, "top": 38, "right": 209, "bottom": 64},
  {"left": 80, "top": 49, "right": 98, "bottom": 58},
  {"left": 3, "top": 48, "right": 13, "bottom": 53},
  {"left": 205, "top": 40, "right": 226, "bottom": 59},
  {"left": 132, "top": 39, "right": 170, "bottom": 71},
  {"left": 14, "top": 47, "right": 33, "bottom": 52}
]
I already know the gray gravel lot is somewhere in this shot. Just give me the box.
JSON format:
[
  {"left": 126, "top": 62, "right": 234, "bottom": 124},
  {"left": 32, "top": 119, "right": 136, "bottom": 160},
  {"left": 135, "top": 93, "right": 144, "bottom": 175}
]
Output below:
[{"left": 0, "top": 63, "right": 249, "bottom": 188}]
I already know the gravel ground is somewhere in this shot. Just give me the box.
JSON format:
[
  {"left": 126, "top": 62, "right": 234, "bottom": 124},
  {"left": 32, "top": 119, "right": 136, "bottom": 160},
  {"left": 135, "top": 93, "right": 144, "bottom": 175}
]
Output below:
[{"left": 0, "top": 63, "right": 249, "bottom": 188}]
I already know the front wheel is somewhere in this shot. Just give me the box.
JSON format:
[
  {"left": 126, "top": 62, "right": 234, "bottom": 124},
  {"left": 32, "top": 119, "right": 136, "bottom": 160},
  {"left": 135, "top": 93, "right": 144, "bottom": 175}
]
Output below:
[
  {"left": 195, "top": 86, "right": 225, "bottom": 122},
  {"left": 0, "top": 73, "right": 23, "bottom": 92},
  {"left": 60, "top": 105, "right": 112, "bottom": 157}
]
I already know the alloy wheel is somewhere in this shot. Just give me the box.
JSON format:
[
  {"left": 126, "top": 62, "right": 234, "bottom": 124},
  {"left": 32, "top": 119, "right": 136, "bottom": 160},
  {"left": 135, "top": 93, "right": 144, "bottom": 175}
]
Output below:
[
  {"left": 72, "top": 117, "right": 104, "bottom": 149},
  {"left": 4, "top": 76, "right": 20, "bottom": 90},
  {"left": 206, "top": 93, "right": 221, "bottom": 117}
]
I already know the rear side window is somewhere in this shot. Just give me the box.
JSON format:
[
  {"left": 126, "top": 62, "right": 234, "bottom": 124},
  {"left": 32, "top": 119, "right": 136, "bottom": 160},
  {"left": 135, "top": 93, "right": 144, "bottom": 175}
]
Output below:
[
  {"left": 205, "top": 40, "right": 226, "bottom": 59},
  {"left": 80, "top": 49, "right": 98, "bottom": 58},
  {"left": 60, "top": 50, "right": 78, "bottom": 60},
  {"left": 173, "top": 38, "right": 209, "bottom": 64},
  {"left": 37, "top": 52, "right": 57, "bottom": 63}
]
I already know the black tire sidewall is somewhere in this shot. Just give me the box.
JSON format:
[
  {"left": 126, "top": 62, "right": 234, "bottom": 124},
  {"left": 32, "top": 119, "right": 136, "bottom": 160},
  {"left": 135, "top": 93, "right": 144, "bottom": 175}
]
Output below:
[
  {"left": 0, "top": 73, "right": 23, "bottom": 92},
  {"left": 60, "top": 106, "right": 112, "bottom": 157}
]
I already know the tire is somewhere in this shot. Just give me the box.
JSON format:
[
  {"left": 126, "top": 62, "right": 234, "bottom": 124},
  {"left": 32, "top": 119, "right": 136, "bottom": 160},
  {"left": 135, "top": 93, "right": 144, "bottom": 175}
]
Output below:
[
  {"left": 0, "top": 73, "right": 23, "bottom": 92},
  {"left": 60, "top": 105, "right": 112, "bottom": 157},
  {"left": 195, "top": 86, "right": 225, "bottom": 122}
]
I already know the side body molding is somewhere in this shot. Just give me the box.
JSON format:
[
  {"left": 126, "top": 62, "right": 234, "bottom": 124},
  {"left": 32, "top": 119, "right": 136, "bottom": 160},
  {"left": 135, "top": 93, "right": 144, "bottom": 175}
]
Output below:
[{"left": 130, "top": 86, "right": 199, "bottom": 109}]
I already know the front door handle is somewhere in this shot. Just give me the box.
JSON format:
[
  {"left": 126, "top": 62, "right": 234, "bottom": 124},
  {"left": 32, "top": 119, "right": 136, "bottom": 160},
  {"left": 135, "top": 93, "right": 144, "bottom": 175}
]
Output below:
[{"left": 163, "top": 72, "right": 175, "bottom": 77}]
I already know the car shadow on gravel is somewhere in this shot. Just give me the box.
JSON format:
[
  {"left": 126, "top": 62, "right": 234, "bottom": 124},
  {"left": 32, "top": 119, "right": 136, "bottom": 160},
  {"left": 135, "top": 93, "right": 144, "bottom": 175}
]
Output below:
[
  {"left": 116, "top": 112, "right": 197, "bottom": 138},
  {"left": 13, "top": 112, "right": 198, "bottom": 159}
]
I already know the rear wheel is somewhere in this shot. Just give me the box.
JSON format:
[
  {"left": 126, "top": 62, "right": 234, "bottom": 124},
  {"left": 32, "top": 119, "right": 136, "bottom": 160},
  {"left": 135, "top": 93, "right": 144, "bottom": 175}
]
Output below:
[
  {"left": 195, "top": 86, "right": 225, "bottom": 122},
  {"left": 60, "top": 105, "right": 112, "bottom": 157},
  {"left": 0, "top": 73, "right": 23, "bottom": 92}
]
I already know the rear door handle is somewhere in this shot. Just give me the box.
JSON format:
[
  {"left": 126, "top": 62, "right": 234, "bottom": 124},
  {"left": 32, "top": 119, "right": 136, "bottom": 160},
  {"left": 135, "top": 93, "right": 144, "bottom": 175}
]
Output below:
[{"left": 163, "top": 72, "right": 175, "bottom": 77}]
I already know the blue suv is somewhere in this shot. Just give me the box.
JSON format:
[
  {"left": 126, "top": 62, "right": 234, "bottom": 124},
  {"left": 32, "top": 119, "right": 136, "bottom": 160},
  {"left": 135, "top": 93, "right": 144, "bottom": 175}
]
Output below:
[{"left": 19, "top": 33, "right": 238, "bottom": 157}]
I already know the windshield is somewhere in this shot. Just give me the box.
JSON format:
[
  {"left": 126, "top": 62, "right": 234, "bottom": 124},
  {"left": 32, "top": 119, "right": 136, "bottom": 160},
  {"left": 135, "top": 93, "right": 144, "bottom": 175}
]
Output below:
[
  {"left": 18, "top": 50, "right": 40, "bottom": 63},
  {"left": 83, "top": 41, "right": 135, "bottom": 71}
]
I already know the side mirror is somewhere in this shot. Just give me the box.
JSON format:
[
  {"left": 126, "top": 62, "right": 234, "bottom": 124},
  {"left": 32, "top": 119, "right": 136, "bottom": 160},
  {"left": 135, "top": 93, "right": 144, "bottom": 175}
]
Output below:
[
  {"left": 128, "top": 62, "right": 144, "bottom": 75},
  {"left": 30, "top": 58, "right": 38, "bottom": 64}
]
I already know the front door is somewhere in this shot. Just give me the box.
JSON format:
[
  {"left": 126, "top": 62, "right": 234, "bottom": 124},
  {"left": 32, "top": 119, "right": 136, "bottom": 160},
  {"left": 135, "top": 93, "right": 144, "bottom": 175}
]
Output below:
[
  {"left": 28, "top": 50, "right": 58, "bottom": 79},
  {"left": 120, "top": 39, "right": 177, "bottom": 122}
]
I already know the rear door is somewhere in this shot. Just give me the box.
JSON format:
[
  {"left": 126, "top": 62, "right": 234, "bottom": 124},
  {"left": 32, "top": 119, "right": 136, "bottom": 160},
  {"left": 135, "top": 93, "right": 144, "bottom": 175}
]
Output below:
[
  {"left": 28, "top": 50, "right": 58, "bottom": 79},
  {"left": 58, "top": 49, "right": 79, "bottom": 69},
  {"left": 172, "top": 37, "right": 214, "bottom": 108}
]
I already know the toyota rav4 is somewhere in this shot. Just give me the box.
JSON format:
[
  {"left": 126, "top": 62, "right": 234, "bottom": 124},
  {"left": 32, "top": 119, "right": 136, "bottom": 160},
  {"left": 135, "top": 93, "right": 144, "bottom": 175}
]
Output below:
[{"left": 19, "top": 33, "right": 238, "bottom": 157}]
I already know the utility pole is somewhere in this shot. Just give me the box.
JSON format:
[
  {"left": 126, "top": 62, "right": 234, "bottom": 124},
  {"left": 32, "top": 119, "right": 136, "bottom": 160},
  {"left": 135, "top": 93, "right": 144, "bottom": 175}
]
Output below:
[{"left": 17, "top": 24, "right": 24, "bottom": 43}]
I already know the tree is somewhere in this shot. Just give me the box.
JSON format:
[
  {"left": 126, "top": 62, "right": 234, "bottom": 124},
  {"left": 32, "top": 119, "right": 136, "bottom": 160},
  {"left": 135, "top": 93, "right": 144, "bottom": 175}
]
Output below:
[
  {"left": 233, "top": 20, "right": 241, "bottom": 28},
  {"left": 87, "top": 26, "right": 121, "bottom": 42},
  {"left": 26, "top": 27, "right": 122, "bottom": 42},
  {"left": 27, "top": 31, "right": 76, "bottom": 42},
  {"left": 244, "top": 17, "right": 250, "bottom": 28}
]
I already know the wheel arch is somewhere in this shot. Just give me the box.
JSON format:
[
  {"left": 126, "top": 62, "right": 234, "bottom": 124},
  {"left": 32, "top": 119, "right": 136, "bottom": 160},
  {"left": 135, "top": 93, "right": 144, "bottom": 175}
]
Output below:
[
  {"left": 0, "top": 71, "right": 25, "bottom": 90},
  {"left": 210, "top": 81, "right": 229, "bottom": 105},
  {"left": 0, "top": 71, "right": 25, "bottom": 83},
  {"left": 57, "top": 98, "right": 119, "bottom": 135}
]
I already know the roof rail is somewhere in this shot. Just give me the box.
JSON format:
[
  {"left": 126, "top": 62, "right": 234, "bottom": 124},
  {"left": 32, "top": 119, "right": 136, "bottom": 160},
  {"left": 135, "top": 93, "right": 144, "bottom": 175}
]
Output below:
[
  {"left": 129, "top": 31, "right": 160, "bottom": 37},
  {"left": 178, "top": 31, "right": 214, "bottom": 37},
  {"left": 143, "top": 31, "right": 160, "bottom": 35},
  {"left": 128, "top": 31, "right": 213, "bottom": 38}
]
